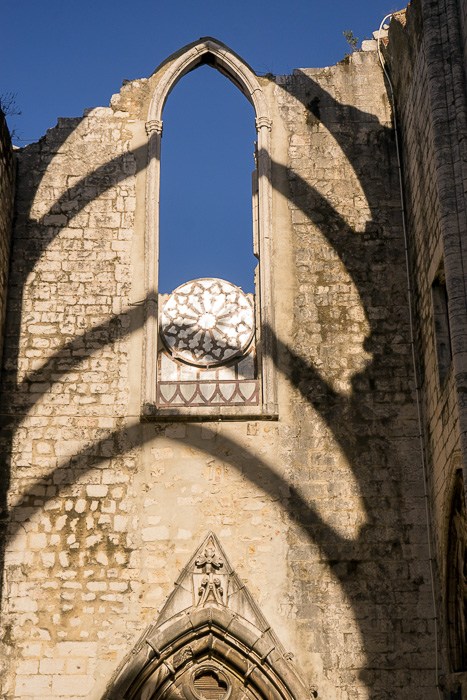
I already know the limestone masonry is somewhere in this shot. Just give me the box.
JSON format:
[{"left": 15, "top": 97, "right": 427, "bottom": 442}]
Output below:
[{"left": 0, "top": 0, "right": 467, "bottom": 698}]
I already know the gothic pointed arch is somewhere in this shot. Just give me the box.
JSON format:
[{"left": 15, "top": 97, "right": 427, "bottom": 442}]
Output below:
[
  {"left": 142, "top": 39, "right": 277, "bottom": 420},
  {"left": 102, "top": 534, "right": 310, "bottom": 700},
  {"left": 147, "top": 37, "right": 270, "bottom": 124}
]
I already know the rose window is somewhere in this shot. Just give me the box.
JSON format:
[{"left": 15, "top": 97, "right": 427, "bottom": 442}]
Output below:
[{"left": 160, "top": 278, "right": 255, "bottom": 367}]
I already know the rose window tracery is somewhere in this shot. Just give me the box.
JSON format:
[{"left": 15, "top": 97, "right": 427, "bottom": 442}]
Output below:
[{"left": 160, "top": 278, "right": 255, "bottom": 367}]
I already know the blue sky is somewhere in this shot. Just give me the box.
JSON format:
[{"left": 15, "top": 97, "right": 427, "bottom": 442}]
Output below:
[{"left": 2, "top": 0, "right": 401, "bottom": 293}]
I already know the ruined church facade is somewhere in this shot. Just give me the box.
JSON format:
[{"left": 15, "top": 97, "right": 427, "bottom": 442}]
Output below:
[{"left": 0, "top": 0, "right": 466, "bottom": 698}]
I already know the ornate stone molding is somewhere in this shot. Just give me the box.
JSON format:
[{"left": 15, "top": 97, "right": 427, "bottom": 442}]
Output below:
[
  {"left": 255, "top": 116, "right": 272, "bottom": 132},
  {"left": 195, "top": 543, "right": 225, "bottom": 606},
  {"left": 160, "top": 278, "right": 255, "bottom": 367},
  {"left": 101, "top": 533, "right": 312, "bottom": 700},
  {"left": 145, "top": 119, "right": 163, "bottom": 136},
  {"left": 147, "top": 38, "right": 270, "bottom": 124}
]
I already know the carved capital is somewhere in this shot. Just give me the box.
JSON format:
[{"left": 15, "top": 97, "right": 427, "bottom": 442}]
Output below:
[
  {"left": 255, "top": 116, "right": 272, "bottom": 132},
  {"left": 146, "top": 119, "right": 163, "bottom": 136}
]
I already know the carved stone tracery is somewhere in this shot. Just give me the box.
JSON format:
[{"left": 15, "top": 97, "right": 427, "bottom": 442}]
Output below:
[
  {"left": 160, "top": 279, "right": 255, "bottom": 368},
  {"left": 191, "top": 666, "right": 230, "bottom": 700},
  {"left": 102, "top": 533, "right": 311, "bottom": 700},
  {"left": 195, "top": 545, "right": 225, "bottom": 606}
]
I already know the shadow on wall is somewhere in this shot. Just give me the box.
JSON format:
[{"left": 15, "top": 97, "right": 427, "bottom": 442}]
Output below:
[{"left": 0, "top": 63, "right": 435, "bottom": 699}]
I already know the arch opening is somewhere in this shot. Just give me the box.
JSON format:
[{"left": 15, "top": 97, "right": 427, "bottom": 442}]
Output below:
[
  {"left": 142, "top": 38, "right": 277, "bottom": 417},
  {"left": 104, "top": 608, "right": 308, "bottom": 700},
  {"left": 159, "top": 64, "right": 257, "bottom": 294},
  {"left": 101, "top": 534, "right": 309, "bottom": 700}
]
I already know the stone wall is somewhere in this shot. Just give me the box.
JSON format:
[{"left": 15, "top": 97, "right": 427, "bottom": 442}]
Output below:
[
  {"left": 0, "top": 111, "right": 15, "bottom": 376},
  {"left": 0, "top": 40, "right": 437, "bottom": 700},
  {"left": 273, "top": 50, "right": 435, "bottom": 699},
  {"left": 0, "top": 107, "right": 137, "bottom": 698},
  {"left": 385, "top": 0, "right": 467, "bottom": 691}
]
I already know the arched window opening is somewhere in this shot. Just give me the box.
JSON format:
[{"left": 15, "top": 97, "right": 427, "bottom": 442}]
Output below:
[
  {"left": 155, "top": 62, "right": 260, "bottom": 410},
  {"left": 159, "top": 65, "right": 257, "bottom": 294},
  {"left": 447, "top": 469, "right": 467, "bottom": 672},
  {"left": 142, "top": 39, "right": 277, "bottom": 419}
]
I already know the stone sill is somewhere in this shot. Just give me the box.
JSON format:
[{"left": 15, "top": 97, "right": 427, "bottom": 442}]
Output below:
[{"left": 141, "top": 404, "right": 279, "bottom": 422}]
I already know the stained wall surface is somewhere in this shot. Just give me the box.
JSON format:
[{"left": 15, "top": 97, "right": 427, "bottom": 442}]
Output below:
[
  {"left": 386, "top": 0, "right": 467, "bottom": 693},
  {"left": 0, "top": 28, "right": 445, "bottom": 700}
]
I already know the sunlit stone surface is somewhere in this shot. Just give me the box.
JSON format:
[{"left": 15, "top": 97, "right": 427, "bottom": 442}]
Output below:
[{"left": 160, "top": 278, "right": 255, "bottom": 366}]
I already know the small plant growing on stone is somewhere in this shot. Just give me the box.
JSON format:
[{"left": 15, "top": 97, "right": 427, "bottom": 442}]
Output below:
[{"left": 343, "top": 30, "right": 359, "bottom": 57}]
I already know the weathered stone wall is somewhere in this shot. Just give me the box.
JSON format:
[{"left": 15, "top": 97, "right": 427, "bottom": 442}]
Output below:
[
  {"left": 385, "top": 0, "right": 458, "bottom": 546},
  {"left": 273, "top": 50, "right": 435, "bottom": 699},
  {"left": 458, "top": 0, "right": 467, "bottom": 105},
  {"left": 0, "top": 111, "right": 15, "bottom": 375},
  {"left": 385, "top": 0, "right": 467, "bottom": 689},
  {"left": 0, "top": 107, "right": 137, "bottom": 698},
  {"left": 0, "top": 42, "right": 437, "bottom": 700}
]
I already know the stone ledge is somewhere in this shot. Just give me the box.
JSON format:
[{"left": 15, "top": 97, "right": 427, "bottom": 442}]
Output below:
[{"left": 141, "top": 404, "right": 279, "bottom": 422}]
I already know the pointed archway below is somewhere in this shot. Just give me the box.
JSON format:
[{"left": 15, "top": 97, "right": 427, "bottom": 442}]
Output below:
[{"left": 102, "top": 533, "right": 311, "bottom": 700}]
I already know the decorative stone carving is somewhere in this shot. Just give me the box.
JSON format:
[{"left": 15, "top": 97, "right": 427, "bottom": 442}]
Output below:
[
  {"left": 145, "top": 119, "right": 163, "bottom": 136},
  {"left": 195, "top": 545, "right": 223, "bottom": 572},
  {"left": 195, "top": 545, "right": 225, "bottom": 606},
  {"left": 173, "top": 646, "right": 194, "bottom": 670},
  {"left": 102, "top": 532, "right": 312, "bottom": 700},
  {"left": 191, "top": 538, "right": 227, "bottom": 607},
  {"left": 189, "top": 665, "right": 231, "bottom": 700},
  {"left": 255, "top": 116, "right": 272, "bottom": 132},
  {"left": 160, "top": 278, "right": 255, "bottom": 367}
]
